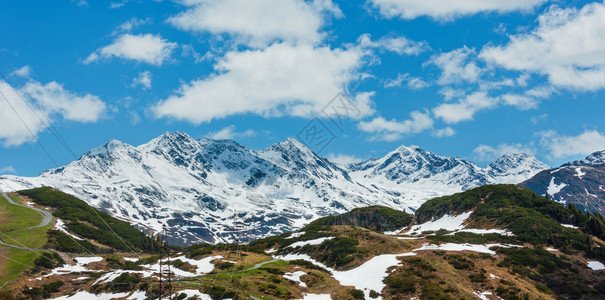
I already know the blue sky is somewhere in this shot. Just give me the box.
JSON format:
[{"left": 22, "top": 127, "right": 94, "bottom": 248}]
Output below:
[{"left": 2, "top": 0, "right": 605, "bottom": 176}]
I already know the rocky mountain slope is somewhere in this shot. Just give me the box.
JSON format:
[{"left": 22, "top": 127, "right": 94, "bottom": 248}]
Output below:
[
  {"left": 5, "top": 185, "right": 604, "bottom": 300},
  {"left": 0, "top": 132, "right": 549, "bottom": 246},
  {"left": 521, "top": 150, "right": 605, "bottom": 214}
]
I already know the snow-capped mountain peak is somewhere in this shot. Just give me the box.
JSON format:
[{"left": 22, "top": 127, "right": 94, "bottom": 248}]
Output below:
[
  {"left": 574, "top": 150, "right": 605, "bottom": 166},
  {"left": 0, "top": 133, "right": 550, "bottom": 245},
  {"left": 484, "top": 153, "right": 550, "bottom": 184},
  {"left": 84, "top": 139, "right": 133, "bottom": 157}
]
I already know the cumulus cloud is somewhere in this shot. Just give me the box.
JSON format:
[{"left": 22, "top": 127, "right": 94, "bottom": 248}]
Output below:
[
  {"left": 384, "top": 73, "right": 430, "bottom": 90},
  {"left": 168, "top": 0, "right": 341, "bottom": 47},
  {"left": 0, "top": 166, "right": 16, "bottom": 174},
  {"left": 433, "top": 91, "right": 498, "bottom": 124},
  {"left": 358, "top": 111, "right": 433, "bottom": 141},
  {"left": 85, "top": 33, "right": 177, "bottom": 66},
  {"left": 474, "top": 143, "right": 536, "bottom": 161},
  {"left": 0, "top": 81, "right": 45, "bottom": 146},
  {"left": 432, "top": 127, "right": 456, "bottom": 138},
  {"left": 0, "top": 80, "right": 105, "bottom": 146},
  {"left": 481, "top": 2, "right": 605, "bottom": 91},
  {"left": 109, "top": 0, "right": 133, "bottom": 9},
  {"left": 207, "top": 125, "right": 256, "bottom": 139},
  {"left": 538, "top": 130, "right": 605, "bottom": 159},
  {"left": 131, "top": 71, "right": 152, "bottom": 90},
  {"left": 25, "top": 81, "right": 106, "bottom": 123},
  {"left": 11, "top": 66, "right": 31, "bottom": 77},
  {"left": 325, "top": 153, "right": 363, "bottom": 165},
  {"left": 113, "top": 17, "right": 150, "bottom": 34},
  {"left": 358, "top": 34, "right": 430, "bottom": 56},
  {"left": 500, "top": 94, "right": 539, "bottom": 110},
  {"left": 429, "top": 47, "right": 483, "bottom": 85},
  {"left": 153, "top": 43, "right": 366, "bottom": 123},
  {"left": 368, "top": 0, "right": 546, "bottom": 20}
]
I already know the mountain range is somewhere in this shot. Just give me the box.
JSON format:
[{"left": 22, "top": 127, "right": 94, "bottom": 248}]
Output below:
[{"left": 0, "top": 132, "right": 550, "bottom": 245}]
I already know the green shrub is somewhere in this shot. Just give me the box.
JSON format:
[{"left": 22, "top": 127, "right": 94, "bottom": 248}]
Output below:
[
  {"left": 349, "top": 289, "right": 365, "bottom": 299},
  {"left": 33, "top": 251, "right": 65, "bottom": 269},
  {"left": 468, "top": 273, "right": 487, "bottom": 283}
]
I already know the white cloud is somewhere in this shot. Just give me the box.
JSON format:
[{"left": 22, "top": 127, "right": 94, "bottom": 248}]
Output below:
[
  {"left": 153, "top": 43, "right": 367, "bottom": 123},
  {"left": 530, "top": 113, "right": 548, "bottom": 125},
  {"left": 72, "top": 0, "right": 88, "bottom": 7},
  {"left": 114, "top": 17, "right": 150, "bottom": 34},
  {"left": 538, "top": 130, "right": 605, "bottom": 159},
  {"left": 0, "top": 81, "right": 45, "bottom": 146},
  {"left": 110, "top": 0, "right": 133, "bottom": 9},
  {"left": 474, "top": 143, "right": 535, "bottom": 162},
  {"left": 368, "top": 0, "right": 545, "bottom": 21},
  {"left": 439, "top": 87, "right": 466, "bottom": 101},
  {"left": 432, "top": 127, "right": 456, "bottom": 138},
  {"left": 168, "top": 0, "right": 341, "bottom": 47},
  {"left": 0, "top": 166, "right": 16, "bottom": 174},
  {"left": 358, "top": 111, "right": 433, "bottom": 141},
  {"left": 129, "top": 112, "right": 141, "bottom": 126},
  {"left": 12, "top": 66, "right": 31, "bottom": 77},
  {"left": 480, "top": 2, "right": 605, "bottom": 91},
  {"left": 407, "top": 77, "right": 431, "bottom": 90},
  {"left": 0, "top": 80, "right": 105, "bottom": 146},
  {"left": 384, "top": 73, "right": 430, "bottom": 90},
  {"left": 25, "top": 81, "right": 106, "bottom": 123},
  {"left": 429, "top": 47, "right": 482, "bottom": 85},
  {"left": 326, "top": 153, "right": 363, "bottom": 165},
  {"left": 433, "top": 91, "right": 498, "bottom": 123},
  {"left": 358, "top": 34, "right": 430, "bottom": 56},
  {"left": 131, "top": 71, "right": 152, "bottom": 90},
  {"left": 500, "top": 94, "right": 538, "bottom": 110},
  {"left": 207, "top": 125, "right": 256, "bottom": 139},
  {"left": 85, "top": 33, "right": 177, "bottom": 66}
]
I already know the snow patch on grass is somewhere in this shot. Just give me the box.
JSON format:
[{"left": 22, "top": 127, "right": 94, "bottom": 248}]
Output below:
[
  {"left": 454, "top": 228, "right": 514, "bottom": 236},
  {"left": 284, "top": 271, "right": 307, "bottom": 287},
  {"left": 277, "top": 252, "right": 416, "bottom": 300},
  {"left": 474, "top": 291, "right": 497, "bottom": 300},
  {"left": 413, "top": 243, "right": 520, "bottom": 255},
  {"left": 54, "top": 219, "right": 84, "bottom": 240},
  {"left": 51, "top": 291, "right": 129, "bottom": 300},
  {"left": 171, "top": 290, "right": 212, "bottom": 300},
  {"left": 298, "top": 294, "right": 331, "bottom": 300},
  {"left": 562, "top": 224, "right": 579, "bottom": 229},
  {"left": 409, "top": 211, "right": 472, "bottom": 233},
  {"left": 288, "top": 237, "right": 333, "bottom": 248},
  {"left": 123, "top": 257, "right": 138, "bottom": 262},
  {"left": 287, "top": 231, "right": 305, "bottom": 239},
  {"left": 588, "top": 261, "right": 605, "bottom": 270}
]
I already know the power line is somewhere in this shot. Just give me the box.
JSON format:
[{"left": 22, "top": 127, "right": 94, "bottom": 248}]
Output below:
[
  {"left": 0, "top": 69, "right": 78, "bottom": 159},
  {"left": 1, "top": 184, "right": 95, "bottom": 258},
  {"left": 0, "top": 65, "right": 138, "bottom": 256},
  {"left": 0, "top": 87, "right": 59, "bottom": 166}
]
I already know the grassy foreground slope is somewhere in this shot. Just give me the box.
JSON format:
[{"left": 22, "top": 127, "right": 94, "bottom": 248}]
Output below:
[
  {"left": 2, "top": 184, "right": 605, "bottom": 300},
  {"left": 0, "top": 193, "right": 52, "bottom": 287},
  {"left": 18, "top": 187, "right": 160, "bottom": 253}
]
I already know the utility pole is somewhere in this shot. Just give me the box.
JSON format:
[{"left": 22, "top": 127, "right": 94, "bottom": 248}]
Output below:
[
  {"left": 159, "top": 231, "right": 163, "bottom": 300},
  {"left": 167, "top": 230, "right": 172, "bottom": 300}
]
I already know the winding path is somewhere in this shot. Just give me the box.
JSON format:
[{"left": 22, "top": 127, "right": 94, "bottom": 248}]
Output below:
[{"left": 0, "top": 191, "right": 52, "bottom": 250}]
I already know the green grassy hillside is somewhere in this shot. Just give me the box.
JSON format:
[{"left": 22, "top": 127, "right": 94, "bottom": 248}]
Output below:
[
  {"left": 307, "top": 205, "right": 413, "bottom": 233},
  {"left": 18, "top": 187, "right": 160, "bottom": 253},
  {"left": 0, "top": 194, "right": 53, "bottom": 287}
]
